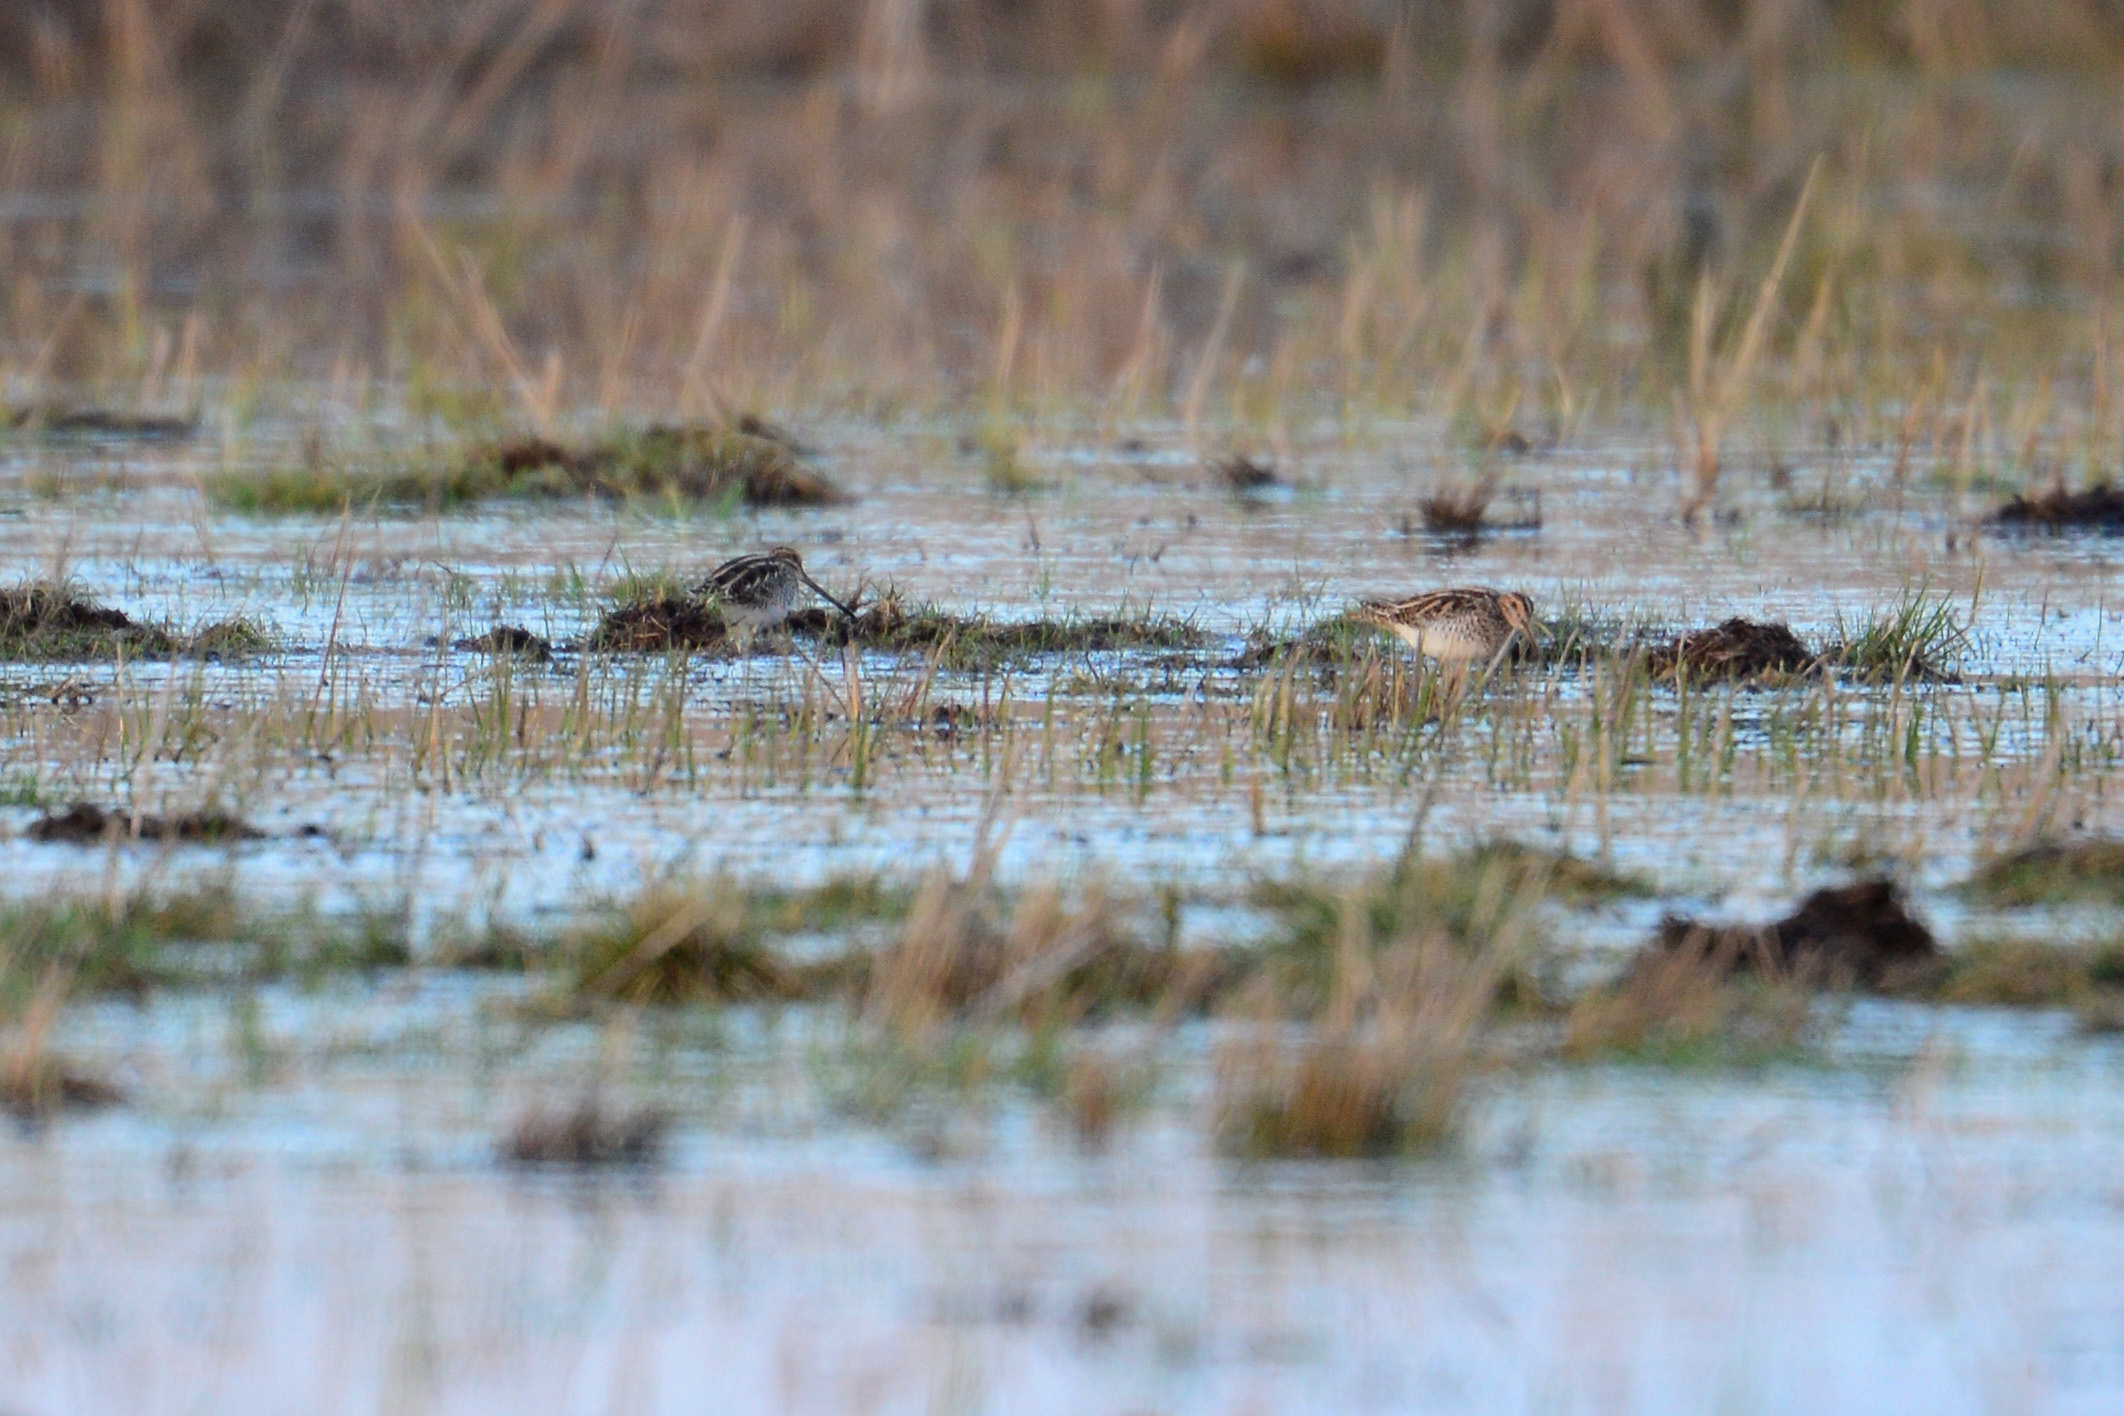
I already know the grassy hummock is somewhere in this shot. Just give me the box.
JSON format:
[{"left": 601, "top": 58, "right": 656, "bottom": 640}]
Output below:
[
  {"left": 1961, "top": 839, "right": 2124, "bottom": 909},
  {"left": 0, "top": 583, "right": 270, "bottom": 661},
  {"left": 210, "top": 423, "right": 846, "bottom": 514}
]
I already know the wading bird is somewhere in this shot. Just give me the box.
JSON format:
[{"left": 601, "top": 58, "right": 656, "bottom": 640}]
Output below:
[
  {"left": 696, "top": 546, "right": 852, "bottom": 636},
  {"left": 1351, "top": 587, "right": 1542, "bottom": 673}
]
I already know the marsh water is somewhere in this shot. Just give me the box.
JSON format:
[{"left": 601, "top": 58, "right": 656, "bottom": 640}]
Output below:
[{"left": 4, "top": 419, "right": 2124, "bottom": 1412}]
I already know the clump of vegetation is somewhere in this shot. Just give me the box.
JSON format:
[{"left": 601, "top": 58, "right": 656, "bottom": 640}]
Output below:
[
  {"left": 865, "top": 869, "right": 1215, "bottom": 1041},
  {"left": 0, "top": 583, "right": 172, "bottom": 658},
  {"left": 500, "top": 1095, "right": 667, "bottom": 1166},
  {"left": 188, "top": 619, "right": 274, "bottom": 658},
  {"left": 1990, "top": 481, "right": 2124, "bottom": 532},
  {"left": 211, "top": 424, "right": 844, "bottom": 513},
  {"left": 1563, "top": 932, "right": 1815, "bottom": 1063},
  {"left": 1253, "top": 843, "right": 1638, "bottom": 1014},
  {"left": 1645, "top": 618, "right": 1816, "bottom": 683},
  {"left": 1216, "top": 922, "right": 1507, "bottom": 1158},
  {"left": 560, "top": 880, "right": 805, "bottom": 1006},
  {"left": 1922, "top": 938, "right": 2124, "bottom": 1013},
  {"left": 1962, "top": 839, "right": 2124, "bottom": 909},
  {"left": 1826, "top": 592, "right": 1969, "bottom": 684},
  {"left": 0, "top": 887, "right": 408, "bottom": 1002},
  {"left": 1417, "top": 476, "right": 1495, "bottom": 534}
]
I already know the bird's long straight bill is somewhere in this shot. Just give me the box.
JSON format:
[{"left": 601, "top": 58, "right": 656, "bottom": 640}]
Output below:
[{"left": 802, "top": 573, "right": 854, "bottom": 619}]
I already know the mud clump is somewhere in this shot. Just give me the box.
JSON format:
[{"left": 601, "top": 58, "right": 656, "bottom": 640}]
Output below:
[
  {"left": 1646, "top": 618, "right": 1815, "bottom": 682},
  {"left": 588, "top": 597, "right": 729, "bottom": 652},
  {"left": 1206, "top": 453, "right": 1279, "bottom": 492},
  {"left": 500, "top": 1096, "right": 666, "bottom": 1166},
  {"left": 480, "top": 423, "right": 845, "bottom": 507},
  {"left": 1990, "top": 481, "right": 2124, "bottom": 532},
  {"left": 454, "top": 624, "right": 555, "bottom": 660},
  {"left": 28, "top": 802, "right": 263, "bottom": 844},
  {"left": 1651, "top": 877, "right": 1936, "bottom": 987}
]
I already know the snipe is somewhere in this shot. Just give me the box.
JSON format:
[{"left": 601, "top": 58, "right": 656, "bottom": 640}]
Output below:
[
  {"left": 1350, "top": 587, "right": 1541, "bottom": 670},
  {"left": 696, "top": 546, "right": 851, "bottom": 636}
]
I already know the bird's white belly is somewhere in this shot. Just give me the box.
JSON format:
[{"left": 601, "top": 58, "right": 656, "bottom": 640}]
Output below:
[
  {"left": 1392, "top": 622, "right": 1487, "bottom": 662},
  {"left": 725, "top": 588, "right": 797, "bottom": 630}
]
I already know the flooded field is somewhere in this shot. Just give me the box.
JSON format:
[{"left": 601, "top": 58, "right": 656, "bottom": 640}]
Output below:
[
  {"left": 10, "top": 4, "right": 2124, "bottom": 1410},
  {"left": 0, "top": 417, "right": 2120, "bottom": 1412}
]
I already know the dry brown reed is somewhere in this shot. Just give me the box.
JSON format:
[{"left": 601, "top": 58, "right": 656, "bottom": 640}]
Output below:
[
  {"left": 563, "top": 880, "right": 799, "bottom": 1006},
  {"left": 5, "top": 1, "right": 2121, "bottom": 503},
  {"left": 1563, "top": 931, "right": 1813, "bottom": 1062},
  {"left": 864, "top": 866, "right": 1213, "bottom": 1041},
  {"left": 1216, "top": 922, "right": 1506, "bottom": 1158}
]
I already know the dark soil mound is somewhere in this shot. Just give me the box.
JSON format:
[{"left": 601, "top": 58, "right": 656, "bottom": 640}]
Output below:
[
  {"left": 481, "top": 423, "right": 845, "bottom": 507},
  {"left": 1206, "top": 453, "right": 1279, "bottom": 491},
  {"left": 1653, "top": 877, "right": 1936, "bottom": 986},
  {"left": 1646, "top": 618, "right": 1815, "bottom": 682},
  {"left": 454, "top": 624, "right": 555, "bottom": 660},
  {"left": 28, "top": 802, "right": 262, "bottom": 844},
  {"left": 501, "top": 1097, "right": 666, "bottom": 1166},
  {"left": 587, "top": 597, "right": 729, "bottom": 652},
  {"left": 1991, "top": 482, "right": 2124, "bottom": 532}
]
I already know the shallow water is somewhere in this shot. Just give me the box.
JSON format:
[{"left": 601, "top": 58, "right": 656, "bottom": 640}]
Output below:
[
  {"left": 6, "top": 987, "right": 2124, "bottom": 1415},
  {"left": 1, "top": 419, "right": 2119, "bottom": 924},
  {"left": 4, "top": 417, "right": 2124, "bottom": 1414}
]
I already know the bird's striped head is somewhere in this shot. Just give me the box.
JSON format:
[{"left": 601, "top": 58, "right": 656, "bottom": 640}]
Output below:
[
  {"left": 766, "top": 546, "right": 804, "bottom": 569},
  {"left": 1498, "top": 592, "right": 1540, "bottom": 639}
]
